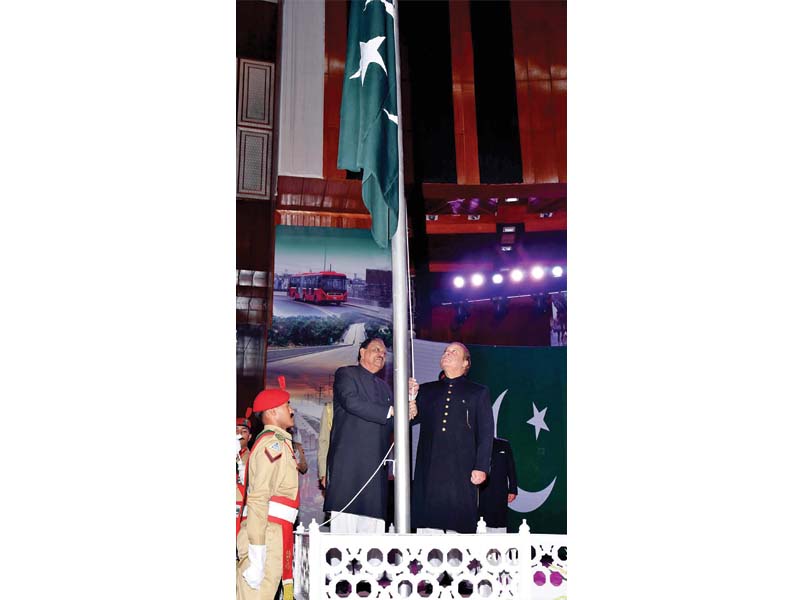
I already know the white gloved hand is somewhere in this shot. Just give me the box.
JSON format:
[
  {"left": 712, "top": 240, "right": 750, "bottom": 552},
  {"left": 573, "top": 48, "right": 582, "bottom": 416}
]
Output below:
[
  {"left": 242, "top": 544, "right": 266, "bottom": 589},
  {"left": 237, "top": 459, "right": 246, "bottom": 486},
  {"left": 235, "top": 434, "right": 243, "bottom": 457}
]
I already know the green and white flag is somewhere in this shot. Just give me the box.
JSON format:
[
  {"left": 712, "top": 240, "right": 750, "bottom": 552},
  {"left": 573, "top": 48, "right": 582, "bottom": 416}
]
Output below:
[
  {"left": 468, "top": 345, "right": 567, "bottom": 534},
  {"left": 338, "top": 0, "right": 400, "bottom": 248}
]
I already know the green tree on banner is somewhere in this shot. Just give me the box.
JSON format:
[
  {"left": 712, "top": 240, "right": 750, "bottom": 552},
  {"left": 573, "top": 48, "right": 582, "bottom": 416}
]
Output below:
[
  {"left": 338, "top": 0, "right": 399, "bottom": 249},
  {"left": 468, "top": 345, "right": 567, "bottom": 534}
]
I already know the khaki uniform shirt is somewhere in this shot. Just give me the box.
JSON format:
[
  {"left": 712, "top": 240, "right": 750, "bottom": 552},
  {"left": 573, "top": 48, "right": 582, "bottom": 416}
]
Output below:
[{"left": 245, "top": 425, "right": 299, "bottom": 545}]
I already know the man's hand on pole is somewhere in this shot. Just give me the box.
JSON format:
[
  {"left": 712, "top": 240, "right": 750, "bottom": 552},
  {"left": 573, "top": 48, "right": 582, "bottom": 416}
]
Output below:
[
  {"left": 408, "top": 377, "right": 419, "bottom": 419},
  {"left": 408, "top": 377, "right": 419, "bottom": 399}
]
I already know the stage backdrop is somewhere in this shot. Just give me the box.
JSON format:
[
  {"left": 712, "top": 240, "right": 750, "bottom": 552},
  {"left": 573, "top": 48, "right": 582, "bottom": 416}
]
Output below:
[
  {"left": 266, "top": 225, "right": 393, "bottom": 528},
  {"left": 468, "top": 345, "right": 567, "bottom": 534}
]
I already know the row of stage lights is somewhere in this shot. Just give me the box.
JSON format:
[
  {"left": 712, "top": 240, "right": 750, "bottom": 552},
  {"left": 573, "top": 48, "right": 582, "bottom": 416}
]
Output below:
[{"left": 452, "top": 265, "right": 564, "bottom": 289}]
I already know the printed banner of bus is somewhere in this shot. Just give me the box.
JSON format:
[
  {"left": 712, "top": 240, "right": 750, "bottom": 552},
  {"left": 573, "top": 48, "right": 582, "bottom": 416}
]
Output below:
[{"left": 288, "top": 271, "right": 348, "bottom": 305}]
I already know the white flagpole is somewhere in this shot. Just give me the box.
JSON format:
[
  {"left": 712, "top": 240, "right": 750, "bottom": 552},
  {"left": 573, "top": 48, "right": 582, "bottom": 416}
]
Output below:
[{"left": 390, "top": 0, "right": 411, "bottom": 533}]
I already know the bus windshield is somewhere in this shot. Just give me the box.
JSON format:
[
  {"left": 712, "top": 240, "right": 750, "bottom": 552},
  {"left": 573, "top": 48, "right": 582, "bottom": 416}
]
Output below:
[{"left": 320, "top": 275, "right": 346, "bottom": 292}]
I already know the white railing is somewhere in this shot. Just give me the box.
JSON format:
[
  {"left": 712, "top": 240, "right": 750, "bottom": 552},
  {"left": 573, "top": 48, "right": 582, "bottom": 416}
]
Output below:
[{"left": 293, "top": 519, "right": 567, "bottom": 599}]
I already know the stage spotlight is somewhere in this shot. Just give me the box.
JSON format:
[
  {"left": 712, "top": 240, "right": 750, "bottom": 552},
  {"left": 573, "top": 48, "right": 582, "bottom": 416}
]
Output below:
[
  {"left": 531, "top": 293, "right": 549, "bottom": 315},
  {"left": 492, "top": 273, "right": 504, "bottom": 284},
  {"left": 552, "top": 266, "right": 564, "bottom": 277},
  {"left": 453, "top": 276, "right": 465, "bottom": 289},
  {"left": 510, "top": 268, "right": 524, "bottom": 282},
  {"left": 471, "top": 273, "right": 485, "bottom": 287},
  {"left": 531, "top": 266, "right": 545, "bottom": 280},
  {"left": 492, "top": 296, "right": 509, "bottom": 320},
  {"left": 454, "top": 301, "right": 471, "bottom": 327}
]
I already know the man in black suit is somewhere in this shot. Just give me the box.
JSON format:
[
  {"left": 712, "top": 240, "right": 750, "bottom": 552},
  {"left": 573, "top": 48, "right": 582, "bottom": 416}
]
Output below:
[
  {"left": 412, "top": 342, "right": 494, "bottom": 533},
  {"left": 323, "top": 337, "right": 418, "bottom": 533},
  {"left": 478, "top": 437, "right": 518, "bottom": 532}
]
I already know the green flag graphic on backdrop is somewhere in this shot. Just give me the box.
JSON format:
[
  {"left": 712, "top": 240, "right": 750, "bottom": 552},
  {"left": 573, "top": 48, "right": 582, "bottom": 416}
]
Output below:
[
  {"left": 338, "top": 0, "right": 399, "bottom": 248},
  {"left": 468, "top": 345, "right": 567, "bottom": 534}
]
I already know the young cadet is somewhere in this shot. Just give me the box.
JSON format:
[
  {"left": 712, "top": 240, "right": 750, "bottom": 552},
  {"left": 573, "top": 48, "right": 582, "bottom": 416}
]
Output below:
[{"left": 237, "top": 378, "right": 299, "bottom": 600}]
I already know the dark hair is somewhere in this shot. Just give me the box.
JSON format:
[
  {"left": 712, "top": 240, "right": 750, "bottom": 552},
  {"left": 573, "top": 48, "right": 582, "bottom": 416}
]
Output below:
[{"left": 357, "top": 337, "right": 385, "bottom": 362}]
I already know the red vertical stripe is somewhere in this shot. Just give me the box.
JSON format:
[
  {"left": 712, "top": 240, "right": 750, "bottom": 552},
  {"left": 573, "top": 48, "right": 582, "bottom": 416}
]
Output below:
[
  {"left": 324, "top": 0, "right": 348, "bottom": 180},
  {"left": 449, "top": 1, "right": 480, "bottom": 184},
  {"left": 510, "top": 1, "right": 566, "bottom": 184}
]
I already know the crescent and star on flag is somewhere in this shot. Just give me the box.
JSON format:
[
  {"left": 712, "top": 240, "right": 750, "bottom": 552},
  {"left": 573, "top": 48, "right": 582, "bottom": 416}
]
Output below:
[
  {"left": 347, "top": 0, "right": 399, "bottom": 124},
  {"left": 528, "top": 401, "right": 550, "bottom": 440},
  {"left": 492, "top": 389, "right": 558, "bottom": 514}
]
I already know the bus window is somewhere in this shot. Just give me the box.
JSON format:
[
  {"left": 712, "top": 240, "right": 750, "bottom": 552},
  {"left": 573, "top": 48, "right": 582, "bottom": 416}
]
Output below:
[{"left": 320, "top": 275, "right": 346, "bottom": 292}]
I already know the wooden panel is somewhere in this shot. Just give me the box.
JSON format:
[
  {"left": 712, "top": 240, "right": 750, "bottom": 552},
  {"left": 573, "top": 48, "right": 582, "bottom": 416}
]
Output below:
[
  {"left": 323, "top": 0, "right": 348, "bottom": 180},
  {"left": 511, "top": 1, "right": 566, "bottom": 185},
  {"left": 529, "top": 79, "right": 553, "bottom": 132},
  {"left": 449, "top": 0, "right": 480, "bottom": 184},
  {"left": 237, "top": 59, "right": 274, "bottom": 129},
  {"left": 555, "top": 128, "right": 567, "bottom": 183},
  {"left": 277, "top": 211, "right": 371, "bottom": 230},
  {"left": 237, "top": 200, "right": 273, "bottom": 271},
  {"left": 275, "top": 175, "right": 373, "bottom": 230},
  {"left": 552, "top": 79, "right": 567, "bottom": 182},
  {"left": 552, "top": 79, "right": 567, "bottom": 130},
  {"left": 531, "top": 128, "right": 559, "bottom": 184},
  {"left": 237, "top": 127, "right": 273, "bottom": 198},
  {"left": 550, "top": 15, "right": 567, "bottom": 80}
]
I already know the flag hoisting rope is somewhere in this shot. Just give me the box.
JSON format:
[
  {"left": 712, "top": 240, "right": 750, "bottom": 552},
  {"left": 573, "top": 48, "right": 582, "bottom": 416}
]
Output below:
[{"left": 337, "top": 0, "right": 412, "bottom": 532}]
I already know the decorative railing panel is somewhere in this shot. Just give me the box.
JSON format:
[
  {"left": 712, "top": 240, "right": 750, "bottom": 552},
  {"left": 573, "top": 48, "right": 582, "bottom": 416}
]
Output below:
[{"left": 294, "top": 520, "right": 566, "bottom": 599}]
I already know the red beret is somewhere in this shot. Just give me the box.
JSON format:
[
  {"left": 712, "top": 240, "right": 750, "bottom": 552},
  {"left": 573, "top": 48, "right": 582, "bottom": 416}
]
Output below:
[
  {"left": 236, "top": 417, "right": 251, "bottom": 429},
  {"left": 253, "top": 388, "right": 290, "bottom": 412}
]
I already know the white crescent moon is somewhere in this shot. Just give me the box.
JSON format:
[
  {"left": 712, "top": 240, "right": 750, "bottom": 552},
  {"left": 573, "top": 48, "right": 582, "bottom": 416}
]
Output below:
[{"left": 492, "top": 389, "right": 558, "bottom": 514}]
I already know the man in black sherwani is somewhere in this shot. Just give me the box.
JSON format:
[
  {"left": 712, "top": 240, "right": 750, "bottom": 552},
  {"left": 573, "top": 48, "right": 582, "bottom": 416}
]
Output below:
[
  {"left": 412, "top": 342, "right": 494, "bottom": 533},
  {"left": 478, "top": 437, "right": 518, "bottom": 532},
  {"left": 323, "top": 337, "right": 418, "bottom": 533}
]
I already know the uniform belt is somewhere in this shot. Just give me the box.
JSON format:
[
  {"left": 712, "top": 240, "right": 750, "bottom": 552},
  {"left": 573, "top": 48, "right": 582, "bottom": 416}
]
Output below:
[{"left": 268, "top": 501, "right": 298, "bottom": 524}]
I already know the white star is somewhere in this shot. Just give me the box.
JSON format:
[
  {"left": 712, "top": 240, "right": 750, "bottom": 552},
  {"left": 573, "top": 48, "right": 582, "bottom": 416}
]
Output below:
[
  {"left": 383, "top": 108, "right": 398, "bottom": 125},
  {"left": 364, "top": 0, "right": 395, "bottom": 19},
  {"left": 348, "top": 36, "right": 387, "bottom": 85},
  {"left": 527, "top": 401, "right": 550, "bottom": 440}
]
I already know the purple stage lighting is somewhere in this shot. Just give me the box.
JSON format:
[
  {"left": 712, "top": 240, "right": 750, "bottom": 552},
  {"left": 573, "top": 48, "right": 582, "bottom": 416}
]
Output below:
[
  {"left": 552, "top": 266, "right": 564, "bottom": 277},
  {"left": 492, "top": 273, "right": 503, "bottom": 284},
  {"left": 510, "top": 268, "right": 524, "bottom": 282},
  {"left": 447, "top": 198, "right": 465, "bottom": 214},
  {"left": 531, "top": 266, "right": 545, "bottom": 280},
  {"left": 471, "top": 273, "right": 485, "bottom": 287},
  {"left": 453, "top": 276, "right": 465, "bottom": 289}
]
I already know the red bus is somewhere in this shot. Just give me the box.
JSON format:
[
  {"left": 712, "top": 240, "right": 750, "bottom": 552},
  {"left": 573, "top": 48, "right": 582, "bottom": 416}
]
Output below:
[{"left": 288, "top": 271, "right": 348, "bottom": 305}]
